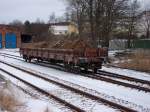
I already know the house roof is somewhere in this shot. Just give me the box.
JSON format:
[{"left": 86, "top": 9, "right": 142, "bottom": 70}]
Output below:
[
  {"left": 49, "top": 22, "right": 72, "bottom": 26},
  {"left": 0, "top": 24, "right": 20, "bottom": 31}
]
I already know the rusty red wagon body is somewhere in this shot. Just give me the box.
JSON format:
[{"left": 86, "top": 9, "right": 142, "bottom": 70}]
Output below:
[{"left": 20, "top": 47, "right": 108, "bottom": 73}]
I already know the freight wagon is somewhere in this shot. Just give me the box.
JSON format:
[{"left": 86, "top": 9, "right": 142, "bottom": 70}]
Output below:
[{"left": 20, "top": 47, "right": 108, "bottom": 73}]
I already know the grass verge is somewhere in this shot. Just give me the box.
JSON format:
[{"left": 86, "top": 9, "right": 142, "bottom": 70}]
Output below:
[
  {"left": 0, "top": 84, "right": 26, "bottom": 112},
  {"left": 118, "top": 50, "right": 150, "bottom": 72}
]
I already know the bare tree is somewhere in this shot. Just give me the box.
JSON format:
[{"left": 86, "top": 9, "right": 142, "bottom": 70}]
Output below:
[
  {"left": 24, "top": 20, "right": 50, "bottom": 42},
  {"left": 24, "top": 20, "right": 32, "bottom": 34},
  {"left": 48, "top": 12, "right": 56, "bottom": 23},
  {"left": 66, "top": 0, "right": 87, "bottom": 37},
  {"left": 65, "top": 0, "right": 138, "bottom": 48},
  {"left": 86, "top": 0, "right": 96, "bottom": 46},
  {"left": 9, "top": 19, "right": 24, "bottom": 31},
  {"left": 139, "top": 10, "right": 150, "bottom": 38},
  {"left": 9, "top": 19, "right": 23, "bottom": 26},
  {"left": 125, "top": 0, "right": 140, "bottom": 48},
  {"left": 36, "top": 18, "right": 45, "bottom": 24},
  {"left": 64, "top": 10, "right": 71, "bottom": 22},
  {"left": 100, "top": 0, "right": 117, "bottom": 47}
]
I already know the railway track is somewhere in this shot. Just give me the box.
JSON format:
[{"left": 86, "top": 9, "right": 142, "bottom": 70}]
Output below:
[
  {"left": 98, "top": 70, "right": 150, "bottom": 85},
  {"left": 106, "top": 64, "right": 150, "bottom": 73},
  {"left": 1, "top": 76, "right": 77, "bottom": 112},
  {"left": 0, "top": 52, "right": 20, "bottom": 57},
  {"left": 0, "top": 52, "right": 23, "bottom": 61},
  {"left": 0, "top": 68, "right": 86, "bottom": 112},
  {"left": 2, "top": 49, "right": 19, "bottom": 52},
  {"left": 0, "top": 60, "right": 138, "bottom": 112},
  {"left": 0, "top": 52, "right": 150, "bottom": 93}
]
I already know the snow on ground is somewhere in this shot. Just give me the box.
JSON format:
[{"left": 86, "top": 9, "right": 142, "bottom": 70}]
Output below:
[
  {"left": 0, "top": 72, "right": 71, "bottom": 112},
  {"left": 0, "top": 63, "right": 118, "bottom": 112},
  {"left": 106, "top": 50, "right": 150, "bottom": 81},
  {"left": 0, "top": 48, "right": 20, "bottom": 56},
  {"left": 0, "top": 49, "right": 150, "bottom": 112},
  {"left": 102, "top": 66, "right": 150, "bottom": 81},
  {"left": 101, "top": 75, "right": 150, "bottom": 89},
  {"left": 108, "top": 50, "right": 124, "bottom": 57},
  {"left": 0, "top": 48, "right": 19, "bottom": 52}
]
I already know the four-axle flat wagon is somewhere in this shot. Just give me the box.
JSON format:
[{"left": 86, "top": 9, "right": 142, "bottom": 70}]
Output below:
[{"left": 20, "top": 47, "right": 108, "bottom": 73}]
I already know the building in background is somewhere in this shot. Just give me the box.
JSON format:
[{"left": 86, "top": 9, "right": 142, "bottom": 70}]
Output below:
[
  {"left": 49, "top": 22, "right": 78, "bottom": 35},
  {"left": 0, "top": 24, "right": 21, "bottom": 48}
]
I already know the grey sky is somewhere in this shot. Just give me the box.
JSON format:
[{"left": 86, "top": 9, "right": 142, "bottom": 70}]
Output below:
[
  {"left": 0, "top": 0, "right": 66, "bottom": 24},
  {"left": 141, "top": 0, "right": 150, "bottom": 9},
  {"left": 0, "top": 0, "right": 149, "bottom": 24}
]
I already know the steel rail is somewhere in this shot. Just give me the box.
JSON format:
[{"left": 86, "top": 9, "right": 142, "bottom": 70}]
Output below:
[
  {"left": 0, "top": 60, "right": 137, "bottom": 112},
  {"left": 0, "top": 68, "right": 86, "bottom": 112}
]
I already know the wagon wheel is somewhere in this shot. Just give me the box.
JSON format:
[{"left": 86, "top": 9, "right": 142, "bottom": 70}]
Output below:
[
  {"left": 83, "top": 67, "right": 88, "bottom": 73},
  {"left": 25, "top": 58, "right": 27, "bottom": 62},
  {"left": 28, "top": 58, "right": 31, "bottom": 63},
  {"left": 74, "top": 66, "right": 81, "bottom": 74},
  {"left": 93, "top": 68, "right": 98, "bottom": 73},
  {"left": 64, "top": 63, "right": 69, "bottom": 72}
]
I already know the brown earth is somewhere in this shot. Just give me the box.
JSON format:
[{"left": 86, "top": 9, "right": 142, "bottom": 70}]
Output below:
[
  {"left": 52, "top": 38, "right": 92, "bottom": 49},
  {"left": 24, "top": 37, "right": 92, "bottom": 50},
  {"left": 116, "top": 50, "right": 150, "bottom": 73}
]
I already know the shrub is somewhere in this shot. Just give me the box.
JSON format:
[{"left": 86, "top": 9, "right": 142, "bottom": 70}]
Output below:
[
  {"left": 0, "top": 88, "right": 26, "bottom": 112},
  {"left": 119, "top": 50, "right": 150, "bottom": 72}
]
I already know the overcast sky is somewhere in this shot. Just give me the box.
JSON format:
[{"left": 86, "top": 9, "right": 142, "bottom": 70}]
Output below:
[
  {"left": 0, "top": 0, "right": 149, "bottom": 24},
  {"left": 0, "top": 0, "right": 66, "bottom": 24}
]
